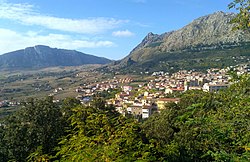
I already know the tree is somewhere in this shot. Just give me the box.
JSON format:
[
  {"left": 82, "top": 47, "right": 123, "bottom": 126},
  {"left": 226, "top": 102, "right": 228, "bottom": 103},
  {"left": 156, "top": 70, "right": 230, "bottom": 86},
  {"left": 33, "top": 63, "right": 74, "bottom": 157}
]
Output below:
[
  {"left": 141, "top": 102, "right": 182, "bottom": 161},
  {"left": 1, "top": 97, "right": 66, "bottom": 162},
  {"left": 141, "top": 74, "right": 250, "bottom": 161},
  {"left": 229, "top": 0, "right": 250, "bottom": 30},
  {"left": 56, "top": 99, "right": 157, "bottom": 161}
]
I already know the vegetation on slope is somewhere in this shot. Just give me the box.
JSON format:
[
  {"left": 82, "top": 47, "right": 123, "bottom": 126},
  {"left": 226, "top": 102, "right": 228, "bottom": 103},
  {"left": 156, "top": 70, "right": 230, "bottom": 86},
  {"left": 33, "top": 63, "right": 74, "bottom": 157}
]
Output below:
[
  {"left": 116, "top": 42, "right": 250, "bottom": 74},
  {"left": 0, "top": 73, "right": 249, "bottom": 161}
]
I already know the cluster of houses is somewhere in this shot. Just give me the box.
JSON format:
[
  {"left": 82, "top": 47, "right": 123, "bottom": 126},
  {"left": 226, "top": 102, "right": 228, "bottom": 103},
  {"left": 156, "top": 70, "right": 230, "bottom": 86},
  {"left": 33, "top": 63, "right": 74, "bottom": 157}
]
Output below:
[
  {"left": 75, "top": 64, "right": 250, "bottom": 119},
  {"left": 2, "top": 64, "right": 249, "bottom": 119},
  {"left": 108, "top": 69, "right": 231, "bottom": 119},
  {"left": 107, "top": 86, "right": 181, "bottom": 119},
  {"left": 75, "top": 78, "right": 132, "bottom": 102}
]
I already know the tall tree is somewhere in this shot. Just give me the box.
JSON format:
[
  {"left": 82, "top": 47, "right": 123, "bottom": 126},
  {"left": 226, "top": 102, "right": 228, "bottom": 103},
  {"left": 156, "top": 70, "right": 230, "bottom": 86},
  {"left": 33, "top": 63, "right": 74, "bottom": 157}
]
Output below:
[
  {"left": 56, "top": 99, "right": 157, "bottom": 161},
  {"left": 1, "top": 97, "right": 66, "bottom": 162},
  {"left": 229, "top": 0, "right": 250, "bottom": 30}
]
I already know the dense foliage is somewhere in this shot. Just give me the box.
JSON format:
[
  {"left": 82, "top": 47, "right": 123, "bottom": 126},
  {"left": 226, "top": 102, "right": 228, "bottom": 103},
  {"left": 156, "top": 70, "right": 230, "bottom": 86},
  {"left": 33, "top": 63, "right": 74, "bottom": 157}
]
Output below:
[
  {"left": 55, "top": 98, "right": 154, "bottom": 161},
  {"left": 0, "top": 74, "right": 250, "bottom": 161},
  {"left": 229, "top": 0, "right": 250, "bottom": 30},
  {"left": 142, "top": 76, "right": 250, "bottom": 161},
  {"left": 0, "top": 97, "right": 80, "bottom": 162}
]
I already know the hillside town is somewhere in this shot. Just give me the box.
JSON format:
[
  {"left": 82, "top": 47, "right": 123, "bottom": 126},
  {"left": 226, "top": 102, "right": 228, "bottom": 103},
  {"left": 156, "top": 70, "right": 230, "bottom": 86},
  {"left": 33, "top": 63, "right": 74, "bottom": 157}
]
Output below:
[
  {"left": 73, "top": 64, "right": 250, "bottom": 119},
  {"left": 1, "top": 64, "right": 250, "bottom": 120}
]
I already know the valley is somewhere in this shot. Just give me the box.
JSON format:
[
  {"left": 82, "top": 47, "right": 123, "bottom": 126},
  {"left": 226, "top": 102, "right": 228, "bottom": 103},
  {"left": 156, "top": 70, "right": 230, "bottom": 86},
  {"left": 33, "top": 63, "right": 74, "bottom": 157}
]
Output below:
[
  {"left": 1, "top": 12, "right": 250, "bottom": 119},
  {"left": 1, "top": 3, "right": 250, "bottom": 160}
]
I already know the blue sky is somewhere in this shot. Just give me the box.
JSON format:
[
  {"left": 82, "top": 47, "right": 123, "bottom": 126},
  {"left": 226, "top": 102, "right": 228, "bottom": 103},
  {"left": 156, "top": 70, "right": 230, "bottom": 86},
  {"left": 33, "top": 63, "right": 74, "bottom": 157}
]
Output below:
[{"left": 0, "top": 0, "right": 234, "bottom": 60}]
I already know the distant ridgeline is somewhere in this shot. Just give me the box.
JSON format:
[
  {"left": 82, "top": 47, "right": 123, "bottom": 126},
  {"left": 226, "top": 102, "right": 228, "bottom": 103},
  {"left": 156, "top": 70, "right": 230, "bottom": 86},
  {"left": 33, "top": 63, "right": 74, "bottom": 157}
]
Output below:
[
  {"left": 104, "top": 11, "right": 250, "bottom": 74},
  {"left": 0, "top": 45, "right": 111, "bottom": 70}
]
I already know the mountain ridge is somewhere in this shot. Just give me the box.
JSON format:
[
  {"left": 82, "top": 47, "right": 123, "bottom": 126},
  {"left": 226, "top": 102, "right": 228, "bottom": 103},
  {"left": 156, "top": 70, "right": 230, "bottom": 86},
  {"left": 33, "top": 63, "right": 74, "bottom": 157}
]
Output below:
[
  {"left": 0, "top": 45, "right": 111, "bottom": 70},
  {"left": 112, "top": 11, "right": 250, "bottom": 73}
]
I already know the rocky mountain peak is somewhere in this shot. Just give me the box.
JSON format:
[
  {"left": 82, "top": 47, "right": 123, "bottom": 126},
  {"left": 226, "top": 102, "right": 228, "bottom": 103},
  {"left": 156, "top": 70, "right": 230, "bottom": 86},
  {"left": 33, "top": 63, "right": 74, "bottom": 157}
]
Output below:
[
  {"left": 159, "top": 11, "right": 249, "bottom": 52},
  {"left": 138, "top": 32, "right": 159, "bottom": 47},
  {"left": 145, "top": 32, "right": 157, "bottom": 39},
  {"left": 130, "top": 32, "right": 164, "bottom": 53},
  {"left": 126, "top": 11, "right": 250, "bottom": 62}
]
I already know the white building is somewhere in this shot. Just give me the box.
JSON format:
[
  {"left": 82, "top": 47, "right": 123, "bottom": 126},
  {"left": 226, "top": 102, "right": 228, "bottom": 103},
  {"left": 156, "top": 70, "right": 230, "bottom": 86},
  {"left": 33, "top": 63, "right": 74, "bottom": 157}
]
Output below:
[{"left": 203, "top": 83, "right": 228, "bottom": 92}]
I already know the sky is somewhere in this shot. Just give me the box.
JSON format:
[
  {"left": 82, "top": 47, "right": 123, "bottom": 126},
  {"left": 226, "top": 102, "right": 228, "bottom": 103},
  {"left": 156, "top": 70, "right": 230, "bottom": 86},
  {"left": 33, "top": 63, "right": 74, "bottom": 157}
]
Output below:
[{"left": 0, "top": 0, "right": 235, "bottom": 60}]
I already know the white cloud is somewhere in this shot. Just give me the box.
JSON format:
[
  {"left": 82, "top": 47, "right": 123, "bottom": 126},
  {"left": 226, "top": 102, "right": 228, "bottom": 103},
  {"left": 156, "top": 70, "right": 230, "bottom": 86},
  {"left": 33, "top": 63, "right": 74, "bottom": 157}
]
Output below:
[
  {"left": 0, "top": 2, "right": 128, "bottom": 34},
  {"left": 0, "top": 28, "right": 115, "bottom": 54},
  {"left": 112, "top": 30, "right": 135, "bottom": 37}
]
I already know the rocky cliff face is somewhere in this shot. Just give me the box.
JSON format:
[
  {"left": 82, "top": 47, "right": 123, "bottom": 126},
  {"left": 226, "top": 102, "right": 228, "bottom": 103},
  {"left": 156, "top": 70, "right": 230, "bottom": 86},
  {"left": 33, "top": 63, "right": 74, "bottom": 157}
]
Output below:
[
  {"left": 126, "top": 11, "right": 250, "bottom": 63},
  {"left": 0, "top": 45, "right": 111, "bottom": 70}
]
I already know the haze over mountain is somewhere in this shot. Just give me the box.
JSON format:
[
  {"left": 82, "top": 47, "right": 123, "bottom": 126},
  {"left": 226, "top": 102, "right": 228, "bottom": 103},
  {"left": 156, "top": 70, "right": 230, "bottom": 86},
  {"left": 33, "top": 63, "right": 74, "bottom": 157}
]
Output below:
[
  {"left": 113, "top": 11, "right": 250, "bottom": 73},
  {"left": 0, "top": 45, "right": 111, "bottom": 70}
]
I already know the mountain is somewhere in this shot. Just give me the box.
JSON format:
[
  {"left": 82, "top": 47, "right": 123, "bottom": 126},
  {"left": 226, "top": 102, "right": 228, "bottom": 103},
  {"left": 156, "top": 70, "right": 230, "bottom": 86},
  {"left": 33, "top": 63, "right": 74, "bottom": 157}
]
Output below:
[
  {"left": 114, "top": 11, "right": 250, "bottom": 73},
  {"left": 0, "top": 45, "right": 111, "bottom": 70}
]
